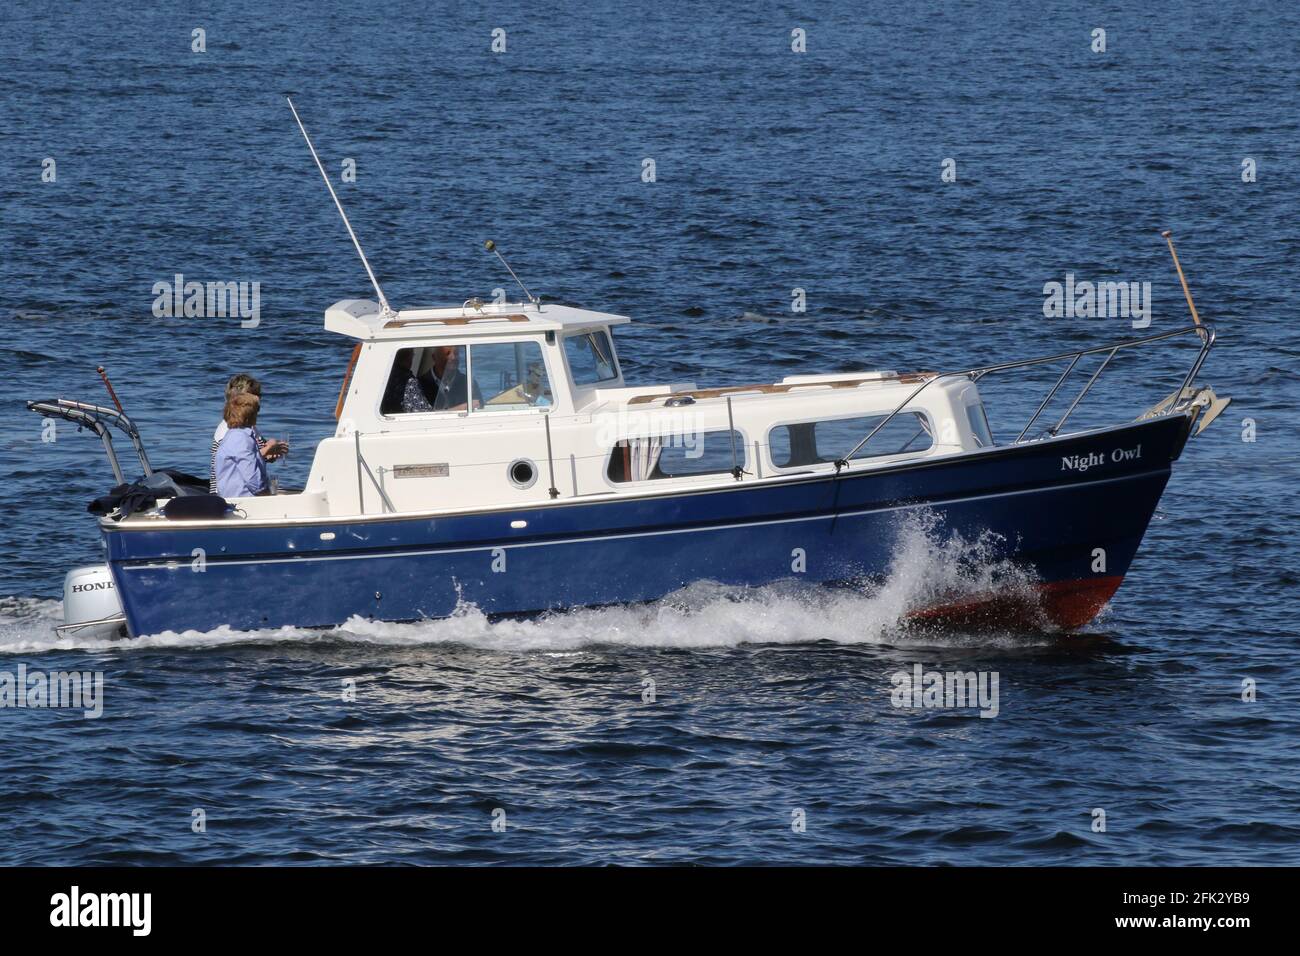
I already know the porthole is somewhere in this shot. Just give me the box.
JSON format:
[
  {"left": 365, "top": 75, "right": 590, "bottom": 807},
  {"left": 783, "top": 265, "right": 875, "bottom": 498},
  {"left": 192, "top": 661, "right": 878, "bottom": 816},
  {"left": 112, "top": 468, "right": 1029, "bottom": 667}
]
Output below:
[{"left": 508, "top": 458, "right": 538, "bottom": 490}]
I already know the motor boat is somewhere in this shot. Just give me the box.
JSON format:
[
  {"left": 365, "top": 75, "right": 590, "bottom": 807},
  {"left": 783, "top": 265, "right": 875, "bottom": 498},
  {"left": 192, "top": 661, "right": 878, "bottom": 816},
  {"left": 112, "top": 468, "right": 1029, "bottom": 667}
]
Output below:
[{"left": 29, "top": 104, "right": 1231, "bottom": 640}]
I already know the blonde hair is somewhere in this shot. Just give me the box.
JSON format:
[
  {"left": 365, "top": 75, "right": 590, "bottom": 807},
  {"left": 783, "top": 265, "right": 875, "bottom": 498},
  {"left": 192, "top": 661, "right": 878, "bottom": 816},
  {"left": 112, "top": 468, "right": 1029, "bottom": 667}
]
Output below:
[{"left": 223, "top": 392, "right": 260, "bottom": 429}]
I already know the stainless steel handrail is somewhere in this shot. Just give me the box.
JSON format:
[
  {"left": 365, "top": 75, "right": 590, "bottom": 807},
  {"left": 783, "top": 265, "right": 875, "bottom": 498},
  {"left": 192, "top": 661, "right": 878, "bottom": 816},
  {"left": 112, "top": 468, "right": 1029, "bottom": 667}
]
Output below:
[
  {"left": 26, "top": 397, "right": 155, "bottom": 479},
  {"left": 26, "top": 400, "right": 126, "bottom": 485},
  {"left": 49, "top": 398, "right": 153, "bottom": 475},
  {"left": 353, "top": 431, "right": 396, "bottom": 514},
  {"left": 834, "top": 324, "right": 1215, "bottom": 471}
]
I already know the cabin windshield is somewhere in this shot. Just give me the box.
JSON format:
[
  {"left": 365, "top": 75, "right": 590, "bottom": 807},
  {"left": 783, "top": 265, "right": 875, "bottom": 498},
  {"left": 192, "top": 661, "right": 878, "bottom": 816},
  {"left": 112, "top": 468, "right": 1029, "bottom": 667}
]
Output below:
[
  {"left": 565, "top": 329, "right": 618, "bottom": 385},
  {"left": 381, "top": 341, "right": 553, "bottom": 416}
]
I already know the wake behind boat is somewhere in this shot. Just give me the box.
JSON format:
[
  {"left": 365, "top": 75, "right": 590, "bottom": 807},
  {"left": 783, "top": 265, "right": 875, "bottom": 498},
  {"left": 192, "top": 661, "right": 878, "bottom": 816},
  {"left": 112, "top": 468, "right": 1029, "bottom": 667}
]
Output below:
[{"left": 30, "top": 104, "right": 1230, "bottom": 641}]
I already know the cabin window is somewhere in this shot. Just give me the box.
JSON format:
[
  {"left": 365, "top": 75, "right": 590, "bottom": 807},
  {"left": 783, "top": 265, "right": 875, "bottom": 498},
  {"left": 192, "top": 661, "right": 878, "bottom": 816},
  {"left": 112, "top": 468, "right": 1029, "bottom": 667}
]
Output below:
[
  {"left": 382, "top": 342, "right": 552, "bottom": 415},
  {"left": 470, "top": 341, "right": 553, "bottom": 412},
  {"left": 768, "top": 412, "right": 933, "bottom": 468},
  {"left": 607, "top": 429, "right": 744, "bottom": 482},
  {"left": 382, "top": 345, "right": 476, "bottom": 415},
  {"left": 966, "top": 402, "right": 994, "bottom": 448},
  {"left": 565, "top": 330, "right": 619, "bottom": 385}
]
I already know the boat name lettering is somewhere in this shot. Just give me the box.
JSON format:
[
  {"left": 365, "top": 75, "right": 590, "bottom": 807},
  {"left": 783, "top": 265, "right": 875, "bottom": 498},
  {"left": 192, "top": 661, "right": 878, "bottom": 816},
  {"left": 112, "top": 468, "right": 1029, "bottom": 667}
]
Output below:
[
  {"left": 1060, "top": 444, "right": 1142, "bottom": 472},
  {"left": 394, "top": 463, "right": 449, "bottom": 479}
]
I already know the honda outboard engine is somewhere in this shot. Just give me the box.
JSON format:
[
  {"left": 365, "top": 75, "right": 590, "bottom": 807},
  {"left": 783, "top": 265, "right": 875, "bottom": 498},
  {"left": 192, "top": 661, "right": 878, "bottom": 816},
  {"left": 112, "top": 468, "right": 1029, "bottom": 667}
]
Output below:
[{"left": 58, "top": 565, "right": 127, "bottom": 639}]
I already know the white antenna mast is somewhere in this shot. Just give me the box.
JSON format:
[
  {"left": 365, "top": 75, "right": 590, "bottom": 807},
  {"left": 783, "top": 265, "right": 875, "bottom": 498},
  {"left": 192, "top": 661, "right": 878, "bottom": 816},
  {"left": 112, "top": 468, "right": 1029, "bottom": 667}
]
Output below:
[
  {"left": 286, "top": 97, "right": 393, "bottom": 315},
  {"left": 484, "top": 239, "right": 539, "bottom": 305}
]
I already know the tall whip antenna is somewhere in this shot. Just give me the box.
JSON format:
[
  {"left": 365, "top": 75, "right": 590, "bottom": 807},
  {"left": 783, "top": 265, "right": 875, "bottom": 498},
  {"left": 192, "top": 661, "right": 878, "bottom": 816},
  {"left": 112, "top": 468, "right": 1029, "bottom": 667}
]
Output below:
[
  {"left": 287, "top": 97, "right": 392, "bottom": 315},
  {"left": 1160, "top": 229, "right": 1201, "bottom": 327}
]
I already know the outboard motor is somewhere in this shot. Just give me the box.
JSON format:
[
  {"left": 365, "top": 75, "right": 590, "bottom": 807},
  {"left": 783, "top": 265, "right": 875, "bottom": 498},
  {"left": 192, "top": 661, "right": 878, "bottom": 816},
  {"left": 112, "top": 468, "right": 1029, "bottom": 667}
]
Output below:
[{"left": 58, "top": 565, "right": 127, "bottom": 639}]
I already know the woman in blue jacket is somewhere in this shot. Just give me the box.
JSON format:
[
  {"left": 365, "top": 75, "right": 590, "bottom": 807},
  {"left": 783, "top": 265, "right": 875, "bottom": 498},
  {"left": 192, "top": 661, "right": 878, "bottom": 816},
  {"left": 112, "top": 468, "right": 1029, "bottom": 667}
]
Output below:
[{"left": 215, "top": 392, "right": 270, "bottom": 498}]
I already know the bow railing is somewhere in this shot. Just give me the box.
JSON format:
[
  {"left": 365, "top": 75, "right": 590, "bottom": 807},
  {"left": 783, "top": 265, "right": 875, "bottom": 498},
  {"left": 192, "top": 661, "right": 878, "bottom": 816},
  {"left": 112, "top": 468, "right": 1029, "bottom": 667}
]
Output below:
[{"left": 834, "top": 324, "right": 1215, "bottom": 471}]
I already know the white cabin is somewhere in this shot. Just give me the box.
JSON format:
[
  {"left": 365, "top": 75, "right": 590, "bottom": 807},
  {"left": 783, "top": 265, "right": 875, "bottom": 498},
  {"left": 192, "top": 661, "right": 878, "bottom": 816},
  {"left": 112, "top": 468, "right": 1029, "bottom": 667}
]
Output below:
[{"left": 225, "top": 298, "right": 995, "bottom": 522}]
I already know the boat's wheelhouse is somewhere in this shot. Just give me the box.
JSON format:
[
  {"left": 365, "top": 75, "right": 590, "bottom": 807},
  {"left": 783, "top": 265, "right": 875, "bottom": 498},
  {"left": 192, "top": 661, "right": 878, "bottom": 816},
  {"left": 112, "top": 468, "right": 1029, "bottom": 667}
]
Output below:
[{"left": 223, "top": 297, "right": 993, "bottom": 520}]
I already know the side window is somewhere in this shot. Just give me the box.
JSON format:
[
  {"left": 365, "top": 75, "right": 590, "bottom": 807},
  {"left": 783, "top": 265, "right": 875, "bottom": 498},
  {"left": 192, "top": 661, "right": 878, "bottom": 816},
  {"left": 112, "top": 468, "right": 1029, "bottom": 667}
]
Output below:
[
  {"left": 768, "top": 412, "right": 932, "bottom": 468},
  {"left": 966, "top": 402, "right": 994, "bottom": 448},
  {"left": 565, "top": 330, "right": 619, "bottom": 385},
  {"left": 469, "top": 342, "right": 553, "bottom": 412},
  {"left": 607, "top": 429, "right": 743, "bottom": 482},
  {"left": 382, "top": 348, "right": 418, "bottom": 415},
  {"left": 383, "top": 345, "right": 473, "bottom": 415}
]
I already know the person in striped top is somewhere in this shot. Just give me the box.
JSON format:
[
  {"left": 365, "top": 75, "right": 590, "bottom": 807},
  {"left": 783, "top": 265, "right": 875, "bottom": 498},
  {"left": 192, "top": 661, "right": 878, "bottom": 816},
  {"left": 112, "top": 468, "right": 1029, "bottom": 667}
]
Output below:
[{"left": 209, "top": 373, "right": 288, "bottom": 493}]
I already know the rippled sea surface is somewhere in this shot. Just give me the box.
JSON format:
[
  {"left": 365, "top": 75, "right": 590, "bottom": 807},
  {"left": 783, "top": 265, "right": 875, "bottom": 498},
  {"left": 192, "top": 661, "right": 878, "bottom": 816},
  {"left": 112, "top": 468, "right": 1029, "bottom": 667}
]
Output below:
[{"left": 1, "top": 0, "right": 1298, "bottom": 865}]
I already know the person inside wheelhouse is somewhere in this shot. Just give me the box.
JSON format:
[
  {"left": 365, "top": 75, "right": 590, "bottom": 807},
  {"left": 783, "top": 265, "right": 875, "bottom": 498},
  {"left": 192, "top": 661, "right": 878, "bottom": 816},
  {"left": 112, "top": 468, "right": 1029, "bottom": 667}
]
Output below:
[
  {"left": 424, "top": 345, "right": 482, "bottom": 411},
  {"left": 382, "top": 346, "right": 484, "bottom": 414},
  {"left": 381, "top": 349, "right": 428, "bottom": 413},
  {"left": 383, "top": 344, "right": 562, "bottom": 415}
]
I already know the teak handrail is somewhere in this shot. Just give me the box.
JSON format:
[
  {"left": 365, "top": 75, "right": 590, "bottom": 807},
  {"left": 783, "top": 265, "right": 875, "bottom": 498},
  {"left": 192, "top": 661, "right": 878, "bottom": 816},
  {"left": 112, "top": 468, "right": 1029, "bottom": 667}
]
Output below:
[{"left": 335, "top": 343, "right": 362, "bottom": 420}]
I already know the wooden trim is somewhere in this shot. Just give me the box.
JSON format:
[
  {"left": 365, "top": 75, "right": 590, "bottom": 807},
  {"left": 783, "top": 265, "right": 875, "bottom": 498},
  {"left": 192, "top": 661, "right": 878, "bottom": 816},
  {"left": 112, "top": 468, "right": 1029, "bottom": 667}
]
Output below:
[
  {"left": 625, "top": 373, "right": 935, "bottom": 405},
  {"left": 334, "top": 343, "right": 362, "bottom": 420},
  {"left": 384, "top": 314, "right": 529, "bottom": 328}
]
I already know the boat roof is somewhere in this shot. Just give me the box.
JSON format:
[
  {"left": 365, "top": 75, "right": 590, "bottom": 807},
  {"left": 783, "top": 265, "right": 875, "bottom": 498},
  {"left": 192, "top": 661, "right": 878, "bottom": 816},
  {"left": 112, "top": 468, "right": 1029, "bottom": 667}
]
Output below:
[{"left": 325, "top": 298, "right": 631, "bottom": 341}]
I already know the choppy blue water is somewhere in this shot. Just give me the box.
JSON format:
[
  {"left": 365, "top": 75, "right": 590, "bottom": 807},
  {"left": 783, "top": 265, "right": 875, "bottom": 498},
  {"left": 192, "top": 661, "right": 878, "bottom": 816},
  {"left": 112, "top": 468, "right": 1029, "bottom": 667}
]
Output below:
[{"left": 1, "top": 0, "right": 1298, "bottom": 865}]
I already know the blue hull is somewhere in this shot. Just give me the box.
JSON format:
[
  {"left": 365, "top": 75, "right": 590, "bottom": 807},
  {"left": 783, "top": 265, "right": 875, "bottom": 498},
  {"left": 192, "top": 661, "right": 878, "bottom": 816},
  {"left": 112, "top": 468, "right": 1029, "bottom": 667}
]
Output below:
[{"left": 104, "top": 415, "right": 1191, "bottom": 636}]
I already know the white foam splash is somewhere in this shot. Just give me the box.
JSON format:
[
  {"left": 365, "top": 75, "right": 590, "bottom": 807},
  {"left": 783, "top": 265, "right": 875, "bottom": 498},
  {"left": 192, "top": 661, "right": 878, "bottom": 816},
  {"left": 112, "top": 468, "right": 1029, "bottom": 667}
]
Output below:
[
  {"left": 0, "top": 596, "right": 68, "bottom": 654},
  {"left": 0, "top": 511, "right": 1058, "bottom": 655}
]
